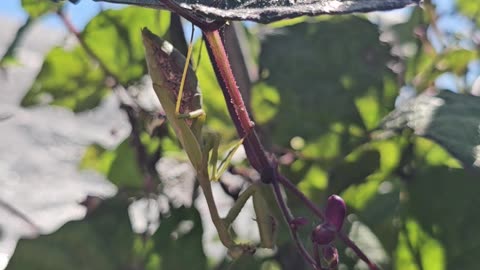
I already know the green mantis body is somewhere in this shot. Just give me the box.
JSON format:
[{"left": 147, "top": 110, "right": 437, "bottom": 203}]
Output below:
[{"left": 142, "top": 28, "right": 274, "bottom": 255}]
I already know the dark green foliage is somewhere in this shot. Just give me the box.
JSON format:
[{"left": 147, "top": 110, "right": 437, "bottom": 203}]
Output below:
[
  {"left": 255, "top": 16, "right": 396, "bottom": 154},
  {"left": 150, "top": 207, "right": 207, "bottom": 270},
  {"left": 408, "top": 167, "right": 480, "bottom": 269},
  {"left": 7, "top": 198, "right": 134, "bottom": 270},
  {"left": 80, "top": 140, "right": 145, "bottom": 189},
  {"left": 21, "top": 7, "right": 170, "bottom": 112},
  {"left": 381, "top": 90, "right": 480, "bottom": 169},
  {"left": 20, "top": 46, "right": 110, "bottom": 112}
]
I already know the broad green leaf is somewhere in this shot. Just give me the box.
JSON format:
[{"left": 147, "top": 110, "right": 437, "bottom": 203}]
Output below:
[
  {"left": 456, "top": 0, "right": 480, "bottom": 27},
  {"left": 82, "top": 7, "right": 171, "bottom": 84},
  {"left": 93, "top": 0, "right": 416, "bottom": 24},
  {"left": 21, "top": 0, "right": 60, "bottom": 18},
  {"left": 21, "top": 7, "right": 171, "bottom": 112},
  {"left": 412, "top": 50, "right": 478, "bottom": 89},
  {"left": 255, "top": 17, "right": 396, "bottom": 155},
  {"left": 149, "top": 206, "right": 207, "bottom": 270},
  {"left": 413, "top": 137, "right": 462, "bottom": 168},
  {"left": 355, "top": 179, "right": 402, "bottom": 257},
  {"left": 334, "top": 139, "right": 404, "bottom": 208},
  {"left": 380, "top": 90, "right": 480, "bottom": 169},
  {"left": 327, "top": 148, "right": 381, "bottom": 195},
  {"left": 7, "top": 198, "right": 134, "bottom": 270},
  {"left": 435, "top": 49, "right": 478, "bottom": 76},
  {"left": 407, "top": 167, "right": 480, "bottom": 269},
  {"left": 21, "top": 46, "right": 109, "bottom": 112},
  {"left": 394, "top": 219, "right": 445, "bottom": 270},
  {"left": 80, "top": 139, "right": 144, "bottom": 189}
]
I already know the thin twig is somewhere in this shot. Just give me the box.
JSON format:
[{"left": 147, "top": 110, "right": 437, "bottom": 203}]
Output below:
[
  {"left": 273, "top": 183, "right": 319, "bottom": 268},
  {"left": 338, "top": 233, "right": 379, "bottom": 270},
  {"left": 278, "top": 174, "right": 325, "bottom": 219}
]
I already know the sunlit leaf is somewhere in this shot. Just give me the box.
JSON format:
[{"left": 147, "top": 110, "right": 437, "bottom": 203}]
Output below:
[
  {"left": 380, "top": 90, "right": 480, "bottom": 169},
  {"left": 456, "top": 0, "right": 480, "bottom": 27},
  {"left": 394, "top": 219, "right": 445, "bottom": 270},
  {"left": 21, "top": 7, "right": 171, "bottom": 112},
  {"left": 80, "top": 140, "right": 144, "bottom": 189},
  {"left": 22, "top": 0, "right": 60, "bottom": 18},
  {"left": 256, "top": 16, "right": 395, "bottom": 151},
  {"left": 408, "top": 167, "right": 480, "bottom": 269},
  {"left": 82, "top": 7, "right": 171, "bottom": 84},
  {"left": 21, "top": 46, "right": 109, "bottom": 112}
]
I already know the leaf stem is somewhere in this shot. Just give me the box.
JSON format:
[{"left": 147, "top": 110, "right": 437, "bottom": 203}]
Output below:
[
  {"left": 338, "top": 233, "right": 379, "bottom": 270},
  {"left": 271, "top": 169, "right": 320, "bottom": 269}
]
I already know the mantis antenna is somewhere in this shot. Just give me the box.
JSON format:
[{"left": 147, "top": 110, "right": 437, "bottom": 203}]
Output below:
[{"left": 175, "top": 23, "right": 195, "bottom": 115}]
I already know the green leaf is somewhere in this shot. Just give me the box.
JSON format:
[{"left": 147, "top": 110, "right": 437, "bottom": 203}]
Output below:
[
  {"left": 380, "top": 90, "right": 480, "bottom": 169},
  {"left": 7, "top": 198, "right": 134, "bottom": 270},
  {"left": 21, "top": 7, "right": 171, "bottom": 112},
  {"left": 456, "top": 0, "right": 480, "bottom": 27},
  {"left": 21, "top": 0, "right": 60, "bottom": 18},
  {"left": 82, "top": 7, "right": 171, "bottom": 84},
  {"left": 328, "top": 148, "right": 381, "bottom": 195},
  {"left": 356, "top": 179, "right": 402, "bottom": 256},
  {"left": 395, "top": 219, "right": 446, "bottom": 270},
  {"left": 93, "top": 0, "right": 416, "bottom": 24},
  {"left": 413, "top": 50, "right": 478, "bottom": 88},
  {"left": 21, "top": 46, "right": 109, "bottom": 112},
  {"left": 435, "top": 49, "right": 478, "bottom": 76},
  {"left": 80, "top": 139, "right": 144, "bottom": 189},
  {"left": 407, "top": 167, "right": 480, "bottom": 269},
  {"left": 255, "top": 16, "right": 396, "bottom": 161},
  {"left": 150, "top": 206, "right": 207, "bottom": 270}
]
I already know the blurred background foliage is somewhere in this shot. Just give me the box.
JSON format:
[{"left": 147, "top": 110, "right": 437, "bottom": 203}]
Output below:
[{"left": 3, "top": 0, "right": 480, "bottom": 269}]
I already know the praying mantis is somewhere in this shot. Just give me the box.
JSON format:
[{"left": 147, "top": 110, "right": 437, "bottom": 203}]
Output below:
[{"left": 141, "top": 27, "right": 275, "bottom": 256}]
